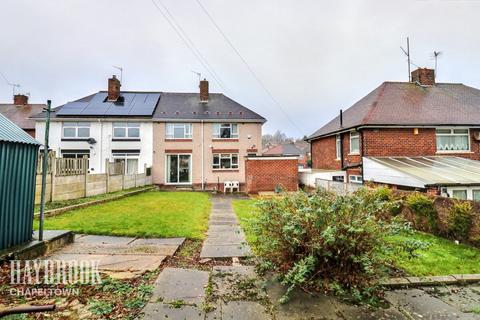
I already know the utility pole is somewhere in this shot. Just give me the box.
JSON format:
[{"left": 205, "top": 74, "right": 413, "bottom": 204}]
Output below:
[{"left": 38, "top": 100, "right": 51, "bottom": 241}]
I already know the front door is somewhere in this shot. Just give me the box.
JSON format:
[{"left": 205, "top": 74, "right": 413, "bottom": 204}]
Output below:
[{"left": 167, "top": 154, "right": 191, "bottom": 184}]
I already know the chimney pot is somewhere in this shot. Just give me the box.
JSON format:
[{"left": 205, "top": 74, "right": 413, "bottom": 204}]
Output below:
[
  {"left": 411, "top": 68, "right": 435, "bottom": 86},
  {"left": 108, "top": 75, "right": 121, "bottom": 101},
  {"left": 14, "top": 94, "right": 28, "bottom": 106},
  {"left": 199, "top": 78, "right": 209, "bottom": 103}
]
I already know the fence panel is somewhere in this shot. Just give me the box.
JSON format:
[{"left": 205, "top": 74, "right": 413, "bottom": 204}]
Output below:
[{"left": 315, "top": 178, "right": 362, "bottom": 195}]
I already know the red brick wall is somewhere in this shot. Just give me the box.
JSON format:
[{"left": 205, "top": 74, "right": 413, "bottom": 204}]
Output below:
[
  {"left": 363, "top": 128, "right": 480, "bottom": 159},
  {"left": 245, "top": 158, "right": 298, "bottom": 193},
  {"left": 311, "top": 127, "right": 480, "bottom": 171},
  {"left": 311, "top": 135, "right": 341, "bottom": 170}
]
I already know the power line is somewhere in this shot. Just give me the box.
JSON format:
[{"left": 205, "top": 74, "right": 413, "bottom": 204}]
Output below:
[
  {"left": 194, "top": 0, "right": 305, "bottom": 135},
  {"left": 150, "top": 0, "right": 228, "bottom": 93}
]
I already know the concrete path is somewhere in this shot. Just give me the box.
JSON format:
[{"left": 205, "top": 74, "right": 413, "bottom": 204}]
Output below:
[
  {"left": 47, "top": 234, "right": 184, "bottom": 278},
  {"left": 200, "top": 195, "right": 252, "bottom": 258}
]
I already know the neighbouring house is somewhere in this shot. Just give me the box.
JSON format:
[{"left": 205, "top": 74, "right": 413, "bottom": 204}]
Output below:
[
  {"left": 0, "top": 113, "right": 40, "bottom": 250},
  {"left": 0, "top": 94, "right": 45, "bottom": 137},
  {"left": 263, "top": 142, "right": 310, "bottom": 168},
  {"left": 33, "top": 76, "right": 265, "bottom": 191},
  {"left": 307, "top": 67, "right": 480, "bottom": 200}
]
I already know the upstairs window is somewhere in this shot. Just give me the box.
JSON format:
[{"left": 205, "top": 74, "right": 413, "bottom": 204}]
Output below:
[
  {"left": 62, "top": 122, "right": 90, "bottom": 139},
  {"left": 350, "top": 131, "right": 360, "bottom": 154},
  {"left": 436, "top": 128, "right": 470, "bottom": 152},
  {"left": 213, "top": 123, "right": 238, "bottom": 139},
  {"left": 335, "top": 135, "right": 341, "bottom": 159},
  {"left": 166, "top": 123, "right": 192, "bottom": 139},
  {"left": 113, "top": 122, "right": 140, "bottom": 139},
  {"left": 213, "top": 153, "right": 239, "bottom": 169}
]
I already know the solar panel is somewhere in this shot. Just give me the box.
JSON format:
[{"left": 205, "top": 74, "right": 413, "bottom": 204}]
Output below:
[{"left": 56, "top": 92, "right": 160, "bottom": 116}]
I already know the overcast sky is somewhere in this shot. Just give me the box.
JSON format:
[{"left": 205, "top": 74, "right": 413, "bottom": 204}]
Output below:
[{"left": 1, "top": 0, "right": 479, "bottom": 137}]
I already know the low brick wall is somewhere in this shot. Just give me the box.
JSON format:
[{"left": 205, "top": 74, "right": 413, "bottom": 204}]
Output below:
[{"left": 245, "top": 156, "right": 298, "bottom": 194}]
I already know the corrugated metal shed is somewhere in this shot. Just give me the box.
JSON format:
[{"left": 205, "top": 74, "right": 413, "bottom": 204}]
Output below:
[
  {"left": 363, "top": 156, "right": 480, "bottom": 188},
  {"left": 0, "top": 113, "right": 40, "bottom": 250}
]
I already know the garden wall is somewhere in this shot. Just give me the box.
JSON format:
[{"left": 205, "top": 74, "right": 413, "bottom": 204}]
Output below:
[
  {"left": 394, "top": 191, "right": 480, "bottom": 245},
  {"left": 245, "top": 156, "right": 298, "bottom": 193}
]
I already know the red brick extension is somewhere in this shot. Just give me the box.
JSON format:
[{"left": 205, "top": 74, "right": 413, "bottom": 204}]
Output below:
[
  {"left": 311, "top": 128, "right": 480, "bottom": 182},
  {"left": 245, "top": 158, "right": 298, "bottom": 194}
]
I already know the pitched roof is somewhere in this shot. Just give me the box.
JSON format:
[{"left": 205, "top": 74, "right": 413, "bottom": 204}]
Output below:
[
  {"left": 33, "top": 91, "right": 266, "bottom": 123},
  {"left": 0, "top": 103, "right": 45, "bottom": 129},
  {"left": 264, "top": 143, "right": 304, "bottom": 156},
  {"left": 308, "top": 82, "right": 480, "bottom": 140},
  {"left": 0, "top": 113, "right": 40, "bottom": 145}
]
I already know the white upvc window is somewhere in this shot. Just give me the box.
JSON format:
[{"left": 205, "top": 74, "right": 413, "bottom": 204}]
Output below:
[
  {"left": 349, "top": 175, "right": 362, "bottom": 184},
  {"left": 112, "top": 151, "right": 140, "bottom": 175},
  {"left": 335, "top": 135, "right": 341, "bottom": 159},
  {"left": 436, "top": 128, "right": 470, "bottom": 152},
  {"left": 62, "top": 122, "right": 90, "bottom": 139},
  {"left": 213, "top": 123, "right": 239, "bottom": 139},
  {"left": 113, "top": 122, "right": 140, "bottom": 139},
  {"left": 213, "top": 153, "right": 239, "bottom": 169},
  {"left": 166, "top": 123, "right": 192, "bottom": 139},
  {"left": 350, "top": 131, "right": 360, "bottom": 154},
  {"left": 452, "top": 189, "right": 468, "bottom": 200}
]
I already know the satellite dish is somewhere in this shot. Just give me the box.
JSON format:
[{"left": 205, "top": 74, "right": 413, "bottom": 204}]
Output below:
[{"left": 87, "top": 138, "right": 97, "bottom": 145}]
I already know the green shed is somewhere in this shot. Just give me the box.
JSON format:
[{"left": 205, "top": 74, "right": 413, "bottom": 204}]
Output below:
[{"left": 0, "top": 113, "right": 40, "bottom": 250}]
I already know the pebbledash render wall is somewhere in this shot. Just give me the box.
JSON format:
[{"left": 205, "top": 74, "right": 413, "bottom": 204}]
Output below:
[
  {"left": 245, "top": 157, "right": 298, "bottom": 193},
  {"left": 152, "top": 122, "right": 262, "bottom": 191},
  {"left": 311, "top": 128, "right": 480, "bottom": 180}
]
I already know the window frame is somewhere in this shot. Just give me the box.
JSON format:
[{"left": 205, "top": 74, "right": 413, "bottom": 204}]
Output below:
[
  {"left": 349, "top": 175, "right": 363, "bottom": 184},
  {"left": 349, "top": 131, "right": 360, "bottom": 154},
  {"left": 112, "top": 152, "right": 140, "bottom": 175},
  {"left": 112, "top": 122, "right": 140, "bottom": 140},
  {"left": 335, "top": 135, "right": 341, "bottom": 160},
  {"left": 212, "top": 153, "right": 239, "bottom": 170},
  {"left": 165, "top": 153, "right": 192, "bottom": 185},
  {"left": 62, "top": 122, "right": 91, "bottom": 139},
  {"left": 212, "top": 123, "right": 239, "bottom": 139},
  {"left": 452, "top": 189, "right": 468, "bottom": 200},
  {"left": 166, "top": 123, "right": 193, "bottom": 139},
  {"left": 435, "top": 127, "right": 470, "bottom": 153}
]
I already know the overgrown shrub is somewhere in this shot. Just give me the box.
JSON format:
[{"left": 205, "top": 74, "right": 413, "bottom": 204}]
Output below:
[
  {"left": 251, "top": 189, "right": 423, "bottom": 305},
  {"left": 406, "top": 193, "right": 438, "bottom": 231},
  {"left": 448, "top": 201, "right": 474, "bottom": 241}
]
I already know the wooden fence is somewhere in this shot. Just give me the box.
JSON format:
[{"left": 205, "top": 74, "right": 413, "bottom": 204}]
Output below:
[{"left": 35, "top": 153, "right": 152, "bottom": 204}]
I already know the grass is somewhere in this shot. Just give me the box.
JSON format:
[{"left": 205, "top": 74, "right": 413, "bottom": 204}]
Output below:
[
  {"left": 232, "top": 199, "right": 259, "bottom": 247},
  {"left": 34, "top": 191, "right": 211, "bottom": 239},
  {"left": 34, "top": 186, "right": 151, "bottom": 213},
  {"left": 387, "top": 231, "right": 480, "bottom": 276},
  {"left": 233, "top": 198, "right": 480, "bottom": 276}
]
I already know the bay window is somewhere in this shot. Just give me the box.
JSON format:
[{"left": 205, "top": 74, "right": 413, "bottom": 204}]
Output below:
[
  {"left": 350, "top": 131, "right": 359, "bottom": 154},
  {"left": 213, "top": 123, "right": 238, "bottom": 139},
  {"left": 62, "top": 122, "right": 90, "bottom": 139},
  {"left": 436, "top": 128, "right": 470, "bottom": 152},
  {"left": 213, "top": 153, "right": 239, "bottom": 169},
  {"left": 166, "top": 123, "right": 192, "bottom": 139}
]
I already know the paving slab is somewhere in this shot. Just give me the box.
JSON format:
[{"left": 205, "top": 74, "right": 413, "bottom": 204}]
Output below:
[
  {"left": 142, "top": 303, "right": 205, "bottom": 320},
  {"left": 201, "top": 245, "right": 251, "bottom": 258},
  {"left": 151, "top": 267, "right": 209, "bottom": 305},
  {"left": 74, "top": 234, "right": 135, "bottom": 245},
  {"left": 422, "top": 285, "right": 480, "bottom": 313},
  {"left": 221, "top": 301, "right": 270, "bottom": 320},
  {"left": 337, "top": 303, "right": 407, "bottom": 320},
  {"left": 213, "top": 265, "right": 256, "bottom": 277},
  {"left": 385, "top": 288, "right": 478, "bottom": 319}
]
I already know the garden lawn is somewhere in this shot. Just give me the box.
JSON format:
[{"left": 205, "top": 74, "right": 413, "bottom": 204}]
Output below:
[
  {"left": 232, "top": 199, "right": 260, "bottom": 251},
  {"left": 34, "top": 191, "right": 211, "bottom": 239},
  {"left": 233, "top": 199, "right": 480, "bottom": 276},
  {"left": 387, "top": 231, "right": 480, "bottom": 276}
]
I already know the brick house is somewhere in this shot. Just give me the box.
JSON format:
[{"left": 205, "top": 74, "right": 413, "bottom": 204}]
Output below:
[
  {"left": 307, "top": 68, "right": 480, "bottom": 200},
  {"left": 0, "top": 94, "right": 45, "bottom": 137}
]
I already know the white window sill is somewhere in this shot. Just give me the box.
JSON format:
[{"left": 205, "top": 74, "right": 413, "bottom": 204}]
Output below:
[{"left": 348, "top": 152, "right": 360, "bottom": 156}]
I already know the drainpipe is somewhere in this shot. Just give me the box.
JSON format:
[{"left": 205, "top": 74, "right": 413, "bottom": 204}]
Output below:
[
  {"left": 99, "top": 119, "right": 103, "bottom": 173},
  {"left": 201, "top": 120, "right": 205, "bottom": 190},
  {"left": 361, "top": 130, "right": 365, "bottom": 184}
]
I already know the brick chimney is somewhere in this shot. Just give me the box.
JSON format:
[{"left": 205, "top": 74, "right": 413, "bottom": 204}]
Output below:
[
  {"left": 199, "top": 79, "right": 209, "bottom": 103},
  {"left": 411, "top": 68, "right": 435, "bottom": 86},
  {"left": 107, "top": 75, "right": 121, "bottom": 101},
  {"left": 13, "top": 94, "right": 28, "bottom": 106}
]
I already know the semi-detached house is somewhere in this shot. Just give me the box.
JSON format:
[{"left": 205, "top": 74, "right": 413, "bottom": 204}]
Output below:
[
  {"left": 307, "top": 68, "right": 480, "bottom": 200},
  {"left": 33, "top": 76, "right": 265, "bottom": 191}
]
